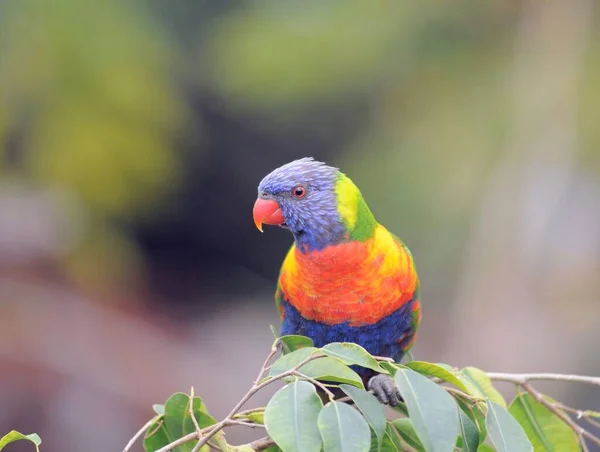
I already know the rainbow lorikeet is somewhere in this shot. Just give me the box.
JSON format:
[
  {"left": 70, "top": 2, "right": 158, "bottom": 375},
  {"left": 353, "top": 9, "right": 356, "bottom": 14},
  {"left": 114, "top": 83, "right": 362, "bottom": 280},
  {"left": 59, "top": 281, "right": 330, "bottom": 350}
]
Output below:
[{"left": 253, "top": 158, "right": 421, "bottom": 405}]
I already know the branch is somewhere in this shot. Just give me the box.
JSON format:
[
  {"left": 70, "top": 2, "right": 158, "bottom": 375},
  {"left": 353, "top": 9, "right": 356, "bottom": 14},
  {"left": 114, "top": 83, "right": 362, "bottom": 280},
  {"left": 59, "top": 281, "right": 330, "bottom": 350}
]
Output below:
[
  {"left": 485, "top": 372, "right": 600, "bottom": 450},
  {"left": 156, "top": 431, "right": 198, "bottom": 452},
  {"left": 228, "top": 420, "right": 265, "bottom": 429},
  {"left": 444, "top": 386, "right": 485, "bottom": 405},
  {"left": 372, "top": 355, "right": 395, "bottom": 363},
  {"left": 124, "top": 341, "right": 600, "bottom": 452},
  {"left": 188, "top": 341, "right": 326, "bottom": 452},
  {"left": 189, "top": 387, "right": 202, "bottom": 433},
  {"left": 487, "top": 372, "right": 600, "bottom": 386},
  {"left": 554, "top": 401, "right": 600, "bottom": 429},
  {"left": 247, "top": 436, "right": 276, "bottom": 451},
  {"left": 123, "top": 416, "right": 159, "bottom": 452},
  {"left": 254, "top": 338, "right": 281, "bottom": 385},
  {"left": 290, "top": 370, "right": 335, "bottom": 400},
  {"left": 519, "top": 382, "right": 600, "bottom": 450},
  {"left": 235, "top": 407, "right": 265, "bottom": 418}
]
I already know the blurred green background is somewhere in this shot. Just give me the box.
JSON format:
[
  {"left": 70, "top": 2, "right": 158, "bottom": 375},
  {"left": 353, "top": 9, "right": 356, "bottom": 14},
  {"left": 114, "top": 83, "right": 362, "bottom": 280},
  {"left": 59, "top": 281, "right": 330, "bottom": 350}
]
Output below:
[{"left": 1, "top": 1, "right": 599, "bottom": 450}]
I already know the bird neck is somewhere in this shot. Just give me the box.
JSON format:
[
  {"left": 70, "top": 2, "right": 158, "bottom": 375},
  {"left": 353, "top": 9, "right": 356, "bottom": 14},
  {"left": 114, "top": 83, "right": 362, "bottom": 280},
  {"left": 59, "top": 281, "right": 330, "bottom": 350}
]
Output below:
[
  {"left": 293, "top": 225, "right": 346, "bottom": 252},
  {"left": 334, "top": 174, "right": 377, "bottom": 240},
  {"left": 294, "top": 174, "right": 377, "bottom": 252}
]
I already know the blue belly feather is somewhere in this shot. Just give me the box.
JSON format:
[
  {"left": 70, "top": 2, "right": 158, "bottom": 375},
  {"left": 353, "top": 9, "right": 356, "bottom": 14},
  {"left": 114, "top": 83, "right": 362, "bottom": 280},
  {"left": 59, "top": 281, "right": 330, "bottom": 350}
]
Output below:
[{"left": 280, "top": 296, "right": 418, "bottom": 364}]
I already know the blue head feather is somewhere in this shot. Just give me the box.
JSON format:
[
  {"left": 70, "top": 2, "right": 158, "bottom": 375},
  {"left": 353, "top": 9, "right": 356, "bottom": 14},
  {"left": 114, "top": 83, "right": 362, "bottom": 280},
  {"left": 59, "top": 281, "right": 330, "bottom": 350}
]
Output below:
[{"left": 257, "top": 158, "right": 347, "bottom": 251}]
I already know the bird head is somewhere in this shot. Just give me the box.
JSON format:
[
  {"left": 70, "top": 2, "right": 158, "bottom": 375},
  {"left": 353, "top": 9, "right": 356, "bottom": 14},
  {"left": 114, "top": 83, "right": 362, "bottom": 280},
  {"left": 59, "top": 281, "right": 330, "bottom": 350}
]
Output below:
[{"left": 253, "top": 158, "right": 376, "bottom": 251}]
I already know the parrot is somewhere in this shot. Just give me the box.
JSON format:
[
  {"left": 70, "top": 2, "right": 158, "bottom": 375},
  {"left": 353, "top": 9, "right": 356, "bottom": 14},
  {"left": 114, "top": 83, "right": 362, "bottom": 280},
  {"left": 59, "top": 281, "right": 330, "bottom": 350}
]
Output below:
[{"left": 252, "top": 158, "right": 421, "bottom": 405}]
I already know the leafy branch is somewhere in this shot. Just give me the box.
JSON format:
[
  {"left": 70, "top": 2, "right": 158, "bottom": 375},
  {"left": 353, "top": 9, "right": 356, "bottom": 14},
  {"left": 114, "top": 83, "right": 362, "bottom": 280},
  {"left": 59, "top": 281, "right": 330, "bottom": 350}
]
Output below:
[
  {"left": 485, "top": 372, "right": 600, "bottom": 451},
  {"left": 117, "top": 335, "right": 599, "bottom": 452},
  {"left": 486, "top": 372, "right": 600, "bottom": 386}
]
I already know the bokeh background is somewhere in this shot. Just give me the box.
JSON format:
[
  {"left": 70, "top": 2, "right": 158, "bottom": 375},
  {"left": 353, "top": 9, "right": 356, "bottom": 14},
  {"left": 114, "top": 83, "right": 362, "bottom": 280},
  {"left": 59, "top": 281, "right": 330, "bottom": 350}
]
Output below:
[{"left": 1, "top": 1, "right": 599, "bottom": 450}]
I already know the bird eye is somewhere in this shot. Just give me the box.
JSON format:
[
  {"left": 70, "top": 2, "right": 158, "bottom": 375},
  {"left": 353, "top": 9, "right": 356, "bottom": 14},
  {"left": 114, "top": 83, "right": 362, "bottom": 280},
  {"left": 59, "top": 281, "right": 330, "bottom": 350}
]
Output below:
[{"left": 292, "top": 185, "right": 306, "bottom": 199}]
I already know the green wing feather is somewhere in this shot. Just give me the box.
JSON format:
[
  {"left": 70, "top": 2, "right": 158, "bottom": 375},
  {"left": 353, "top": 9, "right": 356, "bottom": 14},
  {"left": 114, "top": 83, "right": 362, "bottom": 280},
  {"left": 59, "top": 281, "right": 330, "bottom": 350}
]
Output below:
[{"left": 391, "top": 233, "right": 421, "bottom": 353}]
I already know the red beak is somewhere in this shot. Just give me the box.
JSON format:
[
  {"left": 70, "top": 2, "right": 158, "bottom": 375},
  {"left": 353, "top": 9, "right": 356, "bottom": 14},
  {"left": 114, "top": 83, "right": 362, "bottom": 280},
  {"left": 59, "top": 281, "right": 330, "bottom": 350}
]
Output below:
[{"left": 253, "top": 198, "right": 285, "bottom": 232}]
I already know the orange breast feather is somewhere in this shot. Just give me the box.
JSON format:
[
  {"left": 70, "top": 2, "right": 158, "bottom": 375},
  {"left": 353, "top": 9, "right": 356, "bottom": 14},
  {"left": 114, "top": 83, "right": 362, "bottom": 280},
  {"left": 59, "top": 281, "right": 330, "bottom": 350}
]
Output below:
[{"left": 278, "top": 225, "right": 418, "bottom": 326}]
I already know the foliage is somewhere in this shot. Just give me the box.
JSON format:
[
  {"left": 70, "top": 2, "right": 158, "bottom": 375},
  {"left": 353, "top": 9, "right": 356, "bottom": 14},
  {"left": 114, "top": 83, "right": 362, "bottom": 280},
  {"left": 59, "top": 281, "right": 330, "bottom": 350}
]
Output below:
[
  {"left": 508, "top": 393, "right": 579, "bottom": 451},
  {"left": 0, "top": 431, "right": 41, "bottom": 451},
  {"left": 116, "top": 335, "right": 600, "bottom": 452},
  {"left": 4, "top": 334, "right": 599, "bottom": 451}
]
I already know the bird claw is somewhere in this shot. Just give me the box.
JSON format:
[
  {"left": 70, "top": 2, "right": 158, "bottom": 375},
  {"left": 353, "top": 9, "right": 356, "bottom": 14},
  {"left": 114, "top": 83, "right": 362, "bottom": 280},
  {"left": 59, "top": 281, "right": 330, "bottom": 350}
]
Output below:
[{"left": 368, "top": 374, "right": 402, "bottom": 406}]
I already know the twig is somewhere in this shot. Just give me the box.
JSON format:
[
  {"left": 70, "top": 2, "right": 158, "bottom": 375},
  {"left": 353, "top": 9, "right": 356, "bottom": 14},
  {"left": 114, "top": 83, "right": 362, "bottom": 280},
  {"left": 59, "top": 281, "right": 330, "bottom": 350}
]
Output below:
[
  {"left": 336, "top": 395, "right": 352, "bottom": 404},
  {"left": 207, "top": 440, "right": 221, "bottom": 451},
  {"left": 123, "top": 416, "right": 159, "bottom": 452},
  {"left": 444, "top": 386, "right": 486, "bottom": 405},
  {"left": 235, "top": 407, "right": 265, "bottom": 418},
  {"left": 156, "top": 431, "right": 199, "bottom": 452},
  {"left": 487, "top": 372, "right": 600, "bottom": 386},
  {"left": 486, "top": 371, "right": 600, "bottom": 449},
  {"left": 520, "top": 382, "right": 600, "bottom": 449},
  {"left": 254, "top": 339, "right": 281, "bottom": 385},
  {"left": 290, "top": 370, "right": 335, "bottom": 399},
  {"left": 228, "top": 420, "right": 265, "bottom": 429},
  {"left": 372, "top": 355, "right": 395, "bottom": 363},
  {"left": 189, "top": 387, "right": 202, "bottom": 433},
  {"left": 584, "top": 416, "right": 600, "bottom": 430},
  {"left": 487, "top": 371, "right": 600, "bottom": 449},
  {"left": 188, "top": 347, "right": 325, "bottom": 452},
  {"left": 154, "top": 420, "right": 267, "bottom": 452},
  {"left": 554, "top": 402, "right": 600, "bottom": 430},
  {"left": 186, "top": 340, "right": 280, "bottom": 452},
  {"left": 247, "top": 436, "right": 276, "bottom": 451}
]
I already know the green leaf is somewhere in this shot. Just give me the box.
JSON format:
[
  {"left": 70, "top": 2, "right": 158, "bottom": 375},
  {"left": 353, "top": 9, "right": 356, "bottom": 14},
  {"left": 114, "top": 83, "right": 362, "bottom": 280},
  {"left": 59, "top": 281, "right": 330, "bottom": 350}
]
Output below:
[
  {"left": 486, "top": 400, "right": 533, "bottom": 452},
  {"left": 458, "top": 407, "right": 480, "bottom": 452},
  {"left": 378, "top": 423, "right": 404, "bottom": 452},
  {"left": 234, "top": 409, "right": 265, "bottom": 425},
  {"left": 162, "top": 392, "right": 217, "bottom": 452},
  {"left": 281, "top": 334, "right": 314, "bottom": 354},
  {"left": 247, "top": 411, "right": 265, "bottom": 424},
  {"left": 459, "top": 367, "right": 506, "bottom": 408},
  {"left": 262, "top": 446, "right": 283, "bottom": 452},
  {"left": 318, "top": 401, "right": 371, "bottom": 452},
  {"left": 477, "top": 446, "right": 495, "bottom": 452},
  {"left": 391, "top": 419, "right": 425, "bottom": 451},
  {"left": 508, "top": 393, "right": 579, "bottom": 451},
  {"left": 322, "top": 342, "right": 388, "bottom": 374},
  {"left": 301, "top": 356, "right": 366, "bottom": 387},
  {"left": 436, "top": 363, "right": 457, "bottom": 372},
  {"left": 380, "top": 362, "right": 399, "bottom": 376},
  {"left": 269, "top": 348, "right": 364, "bottom": 388},
  {"left": 0, "top": 431, "right": 41, "bottom": 451},
  {"left": 264, "top": 380, "right": 323, "bottom": 452},
  {"left": 269, "top": 347, "right": 318, "bottom": 375},
  {"left": 456, "top": 399, "right": 487, "bottom": 444},
  {"left": 340, "top": 385, "right": 387, "bottom": 451},
  {"left": 406, "top": 361, "right": 469, "bottom": 392},
  {"left": 394, "top": 368, "right": 460, "bottom": 452},
  {"left": 390, "top": 400, "right": 409, "bottom": 417},
  {"left": 153, "top": 404, "right": 165, "bottom": 415},
  {"left": 144, "top": 418, "right": 170, "bottom": 452}
]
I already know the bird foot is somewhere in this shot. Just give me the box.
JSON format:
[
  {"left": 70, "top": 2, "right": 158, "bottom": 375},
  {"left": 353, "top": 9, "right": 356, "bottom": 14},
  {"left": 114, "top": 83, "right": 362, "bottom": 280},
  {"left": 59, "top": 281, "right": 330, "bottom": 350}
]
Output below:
[{"left": 368, "top": 374, "right": 402, "bottom": 406}]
